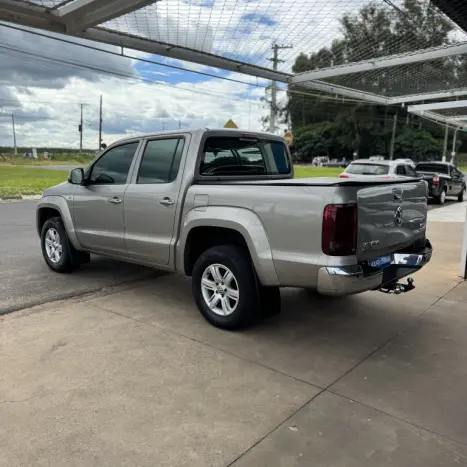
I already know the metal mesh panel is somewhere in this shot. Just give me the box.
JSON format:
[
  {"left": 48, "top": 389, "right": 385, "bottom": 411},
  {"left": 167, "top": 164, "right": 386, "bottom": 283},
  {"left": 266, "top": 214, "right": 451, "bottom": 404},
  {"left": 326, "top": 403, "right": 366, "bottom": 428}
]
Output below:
[
  {"left": 322, "top": 55, "right": 467, "bottom": 98},
  {"left": 99, "top": 0, "right": 467, "bottom": 74},
  {"left": 16, "top": 0, "right": 71, "bottom": 8}
]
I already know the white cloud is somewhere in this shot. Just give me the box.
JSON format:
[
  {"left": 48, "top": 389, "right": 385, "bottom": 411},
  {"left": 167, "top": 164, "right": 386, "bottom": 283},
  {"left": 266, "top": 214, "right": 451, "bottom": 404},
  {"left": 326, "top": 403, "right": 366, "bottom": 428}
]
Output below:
[{"left": 1, "top": 73, "right": 269, "bottom": 149}]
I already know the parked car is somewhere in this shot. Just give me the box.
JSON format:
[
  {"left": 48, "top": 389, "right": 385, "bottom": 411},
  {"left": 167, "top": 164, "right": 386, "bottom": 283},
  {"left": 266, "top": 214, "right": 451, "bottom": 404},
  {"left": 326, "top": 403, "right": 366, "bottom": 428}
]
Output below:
[
  {"left": 339, "top": 159, "right": 418, "bottom": 179},
  {"left": 415, "top": 161, "right": 466, "bottom": 205},
  {"left": 36, "top": 129, "right": 432, "bottom": 330}
]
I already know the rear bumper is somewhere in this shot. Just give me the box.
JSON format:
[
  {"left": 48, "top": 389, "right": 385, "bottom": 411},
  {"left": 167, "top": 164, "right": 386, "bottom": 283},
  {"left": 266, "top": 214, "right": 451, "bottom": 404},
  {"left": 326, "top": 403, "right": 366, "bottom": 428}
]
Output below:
[{"left": 317, "top": 241, "right": 433, "bottom": 296}]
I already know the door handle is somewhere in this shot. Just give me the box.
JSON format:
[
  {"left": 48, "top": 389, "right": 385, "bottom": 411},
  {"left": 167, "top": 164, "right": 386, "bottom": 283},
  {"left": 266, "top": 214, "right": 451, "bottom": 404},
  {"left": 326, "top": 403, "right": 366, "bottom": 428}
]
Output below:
[
  {"left": 159, "top": 197, "right": 175, "bottom": 206},
  {"left": 109, "top": 197, "right": 122, "bottom": 205}
]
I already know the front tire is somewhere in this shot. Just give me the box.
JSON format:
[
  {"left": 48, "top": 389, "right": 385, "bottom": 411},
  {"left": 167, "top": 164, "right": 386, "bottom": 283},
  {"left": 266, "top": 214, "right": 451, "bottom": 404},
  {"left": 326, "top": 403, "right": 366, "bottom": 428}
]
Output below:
[
  {"left": 41, "top": 217, "right": 80, "bottom": 273},
  {"left": 192, "top": 245, "right": 259, "bottom": 330}
]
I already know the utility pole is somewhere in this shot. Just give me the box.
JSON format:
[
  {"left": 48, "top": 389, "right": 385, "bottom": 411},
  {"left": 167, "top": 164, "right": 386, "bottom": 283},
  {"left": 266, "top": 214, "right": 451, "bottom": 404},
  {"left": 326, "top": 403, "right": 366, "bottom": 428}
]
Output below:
[
  {"left": 98, "top": 95, "right": 103, "bottom": 150},
  {"left": 11, "top": 114, "right": 17, "bottom": 155},
  {"left": 79, "top": 103, "right": 84, "bottom": 153},
  {"left": 442, "top": 124, "right": 449, "bottom": 162},
  {"left": 389, "top": 113, "right": 398, "bottom": 160},
  {"left": 178, "top": 120, "right": 181, "bottom": 129},
  {"left": 268, "top": 44, "right": 292, "bottom": 134}
]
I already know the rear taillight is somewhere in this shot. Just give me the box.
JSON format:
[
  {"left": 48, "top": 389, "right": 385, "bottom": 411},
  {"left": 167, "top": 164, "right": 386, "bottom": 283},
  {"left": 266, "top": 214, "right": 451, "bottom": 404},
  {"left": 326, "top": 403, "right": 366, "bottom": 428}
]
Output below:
[
  {"left": 339, "top": 173, "right": 349, "bottom": 178},
  {"left": 433, "top": 175, "right": 439, "bottom": 185},
  {"left": 322, "top": 204, "right": 357, "bottom": 256}
]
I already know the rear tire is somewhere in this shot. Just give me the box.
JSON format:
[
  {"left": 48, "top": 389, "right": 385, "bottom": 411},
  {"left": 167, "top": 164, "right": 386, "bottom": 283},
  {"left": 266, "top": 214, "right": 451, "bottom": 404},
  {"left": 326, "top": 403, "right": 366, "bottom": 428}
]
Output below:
[
  {"left": 41, "top": 217, "right": 81, "bottom": 273},
  {"left": 192, "top": 244, "right": 259, "bottom": 330},
  {"left": 458, "top": 186, "right": 466, "bottom": 202},
  {"left": 435, "top": 188, "right": 447, "bottom": 205}
]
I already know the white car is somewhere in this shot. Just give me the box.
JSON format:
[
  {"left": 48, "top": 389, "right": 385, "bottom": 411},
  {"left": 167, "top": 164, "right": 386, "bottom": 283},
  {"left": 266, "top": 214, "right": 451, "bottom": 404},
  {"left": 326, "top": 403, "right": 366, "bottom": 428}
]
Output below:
[{"left": 340, "top": 159, "right": 418, "bottom": 179}]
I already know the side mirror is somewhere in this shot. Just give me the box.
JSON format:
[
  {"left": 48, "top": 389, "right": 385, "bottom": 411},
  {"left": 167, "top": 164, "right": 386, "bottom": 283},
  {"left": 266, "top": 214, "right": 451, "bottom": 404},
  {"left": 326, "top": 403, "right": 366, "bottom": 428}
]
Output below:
[{"left": 68, "top": 168, "right": 85, "bottom": 185}]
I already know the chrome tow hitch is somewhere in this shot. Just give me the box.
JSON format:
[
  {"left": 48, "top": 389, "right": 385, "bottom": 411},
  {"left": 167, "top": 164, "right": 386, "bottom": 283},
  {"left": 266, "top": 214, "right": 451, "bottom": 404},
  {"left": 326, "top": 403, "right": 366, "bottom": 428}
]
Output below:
[{"left": 379, "top": 277, "right": 415, "bottom": 295}]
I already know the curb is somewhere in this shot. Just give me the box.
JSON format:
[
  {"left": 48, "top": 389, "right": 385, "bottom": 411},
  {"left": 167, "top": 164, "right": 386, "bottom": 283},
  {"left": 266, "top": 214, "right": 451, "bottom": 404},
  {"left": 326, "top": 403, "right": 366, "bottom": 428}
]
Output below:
[{"left": 0, "top": 194, "right": 42, "bottom": 203}]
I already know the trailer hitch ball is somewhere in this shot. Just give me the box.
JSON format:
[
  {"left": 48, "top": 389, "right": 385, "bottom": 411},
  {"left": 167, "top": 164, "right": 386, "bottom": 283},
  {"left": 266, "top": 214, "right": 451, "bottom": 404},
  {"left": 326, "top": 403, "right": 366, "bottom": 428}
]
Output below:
[{"left": 380, "top": 277, "right": 415, "bottom": 294}]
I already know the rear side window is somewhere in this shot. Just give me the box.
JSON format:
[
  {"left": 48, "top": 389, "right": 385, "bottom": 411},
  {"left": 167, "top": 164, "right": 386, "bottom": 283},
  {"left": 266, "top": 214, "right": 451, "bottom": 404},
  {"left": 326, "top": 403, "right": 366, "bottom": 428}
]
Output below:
[
  {"left": 200, "top": 137, "right": 291, "bottom": 176},
  {"left": 137, "top": 138, "right": 184, "bottom": 184},
  {"left": 346, "top": 163, "right": 389, "bottom": 175}
]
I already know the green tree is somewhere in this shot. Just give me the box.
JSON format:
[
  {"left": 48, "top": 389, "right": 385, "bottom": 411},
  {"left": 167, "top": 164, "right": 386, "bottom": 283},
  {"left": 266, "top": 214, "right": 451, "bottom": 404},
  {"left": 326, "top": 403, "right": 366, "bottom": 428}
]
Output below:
[{"left": 284, "top": 0, "right": 455, "bottom": 159}]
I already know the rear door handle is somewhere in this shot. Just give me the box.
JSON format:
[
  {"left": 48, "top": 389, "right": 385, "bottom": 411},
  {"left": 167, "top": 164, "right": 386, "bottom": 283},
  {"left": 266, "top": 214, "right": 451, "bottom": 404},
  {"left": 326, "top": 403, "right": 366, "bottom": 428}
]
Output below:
[
  {"left": 159, "top": 197, "right": 175, "bottom": 206},
  {"left": 109, "top": 197, "right": 122, "bottom": 205}
]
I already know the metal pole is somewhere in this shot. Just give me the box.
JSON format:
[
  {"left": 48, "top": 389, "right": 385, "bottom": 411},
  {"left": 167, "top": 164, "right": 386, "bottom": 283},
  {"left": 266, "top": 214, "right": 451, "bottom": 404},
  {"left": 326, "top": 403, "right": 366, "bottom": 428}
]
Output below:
[
  {"left": 451, "top": 128, "right": 458, "bottom": 163},
  {"left": 389, "top": 113, "right": 398, "bottom": 160},
  {"left": 12, "top": 114, "right": 17, "bottom": 155},
  {"left": 268, "top": 44, "right": 292, "bottom": 134},
  {"left": 269, "top": 45, "right": 278, "bottom": 134},
  {"left": 98, "top": 95, "right": 103, "bottom": 150},
  {"left": 442, "top": 124, "right": 448, "bottom": 162},
  {"left": 79, "top": 103, "right": 83, "bottom": 153}
]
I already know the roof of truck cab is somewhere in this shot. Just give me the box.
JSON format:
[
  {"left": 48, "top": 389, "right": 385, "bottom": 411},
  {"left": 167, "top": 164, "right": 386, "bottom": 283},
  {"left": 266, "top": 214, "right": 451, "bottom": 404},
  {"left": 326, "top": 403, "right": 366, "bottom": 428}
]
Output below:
[
  {"left": 351, "top": 159, "right": 396, "bottom": 166},
  {"left": 108, "top": 128, "right": 285, "bottom": 145}
]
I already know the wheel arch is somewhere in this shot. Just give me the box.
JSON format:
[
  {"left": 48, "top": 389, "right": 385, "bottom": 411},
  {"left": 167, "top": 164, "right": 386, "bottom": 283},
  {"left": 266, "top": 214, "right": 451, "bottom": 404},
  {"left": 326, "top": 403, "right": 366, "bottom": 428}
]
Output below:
[
  {"left": 37, "top": 196, "right": 81, "bottom": 250},
  {"left": 178, "top": 206, "right": 279, "bottom": 286}
]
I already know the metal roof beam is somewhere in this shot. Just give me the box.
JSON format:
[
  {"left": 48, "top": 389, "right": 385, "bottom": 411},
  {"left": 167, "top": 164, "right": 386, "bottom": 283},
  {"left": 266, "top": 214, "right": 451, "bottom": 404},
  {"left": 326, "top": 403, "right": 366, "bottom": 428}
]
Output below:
[
  {"left": 79, "top": 27, "right": 291, "bottom": 82},
  {"left": 55, "top": 0, "right": 159, "bottom": 33},
  {"left": 0, "top": 1, "right": 65, "bottom": 31},
  {"left": 296, "top": 80, "right": 390, "bottom": 105},
  {"left": 408, "top": 100, "right": 467, "bottom": 112},
  {"left": 292, "top": 43, "right": 467, "bottom": 83},
  {"left": 389, "top": 89, "right": 467, "bottom": 104},
  {"left": 410, "top": 110, "right": 464, "bottom": 128}
]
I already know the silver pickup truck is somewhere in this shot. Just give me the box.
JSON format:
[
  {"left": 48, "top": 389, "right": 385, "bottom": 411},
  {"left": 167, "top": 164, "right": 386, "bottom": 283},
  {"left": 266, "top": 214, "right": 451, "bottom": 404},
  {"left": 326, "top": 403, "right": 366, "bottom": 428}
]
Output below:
[{"left": 37, "top": 129, "right": 432, "bottom": 329}]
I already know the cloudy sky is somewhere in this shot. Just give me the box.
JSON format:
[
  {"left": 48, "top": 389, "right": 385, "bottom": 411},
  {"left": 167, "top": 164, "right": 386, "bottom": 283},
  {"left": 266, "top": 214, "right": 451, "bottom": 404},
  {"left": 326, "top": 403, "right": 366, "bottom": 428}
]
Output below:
[{"left": 0, "top": 0, "right": 405, "bottom": 149}]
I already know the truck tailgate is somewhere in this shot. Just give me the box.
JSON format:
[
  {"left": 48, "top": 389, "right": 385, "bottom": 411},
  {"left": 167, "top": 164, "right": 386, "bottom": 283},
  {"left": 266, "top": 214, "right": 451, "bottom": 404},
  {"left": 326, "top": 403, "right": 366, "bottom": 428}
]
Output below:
[{"left": 357, "top": 180, "right": 427, "bottom": 261}]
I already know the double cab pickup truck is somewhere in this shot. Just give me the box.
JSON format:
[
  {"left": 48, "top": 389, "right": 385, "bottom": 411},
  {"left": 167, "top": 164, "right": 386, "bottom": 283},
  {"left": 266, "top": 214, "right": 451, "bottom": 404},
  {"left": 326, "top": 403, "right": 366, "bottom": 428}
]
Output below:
[
  {"left": 415, "top": 161, "right": 466, "bottom": 205},
  {"left": 37, "top": 129, "right": 432, "bottom": 329}
]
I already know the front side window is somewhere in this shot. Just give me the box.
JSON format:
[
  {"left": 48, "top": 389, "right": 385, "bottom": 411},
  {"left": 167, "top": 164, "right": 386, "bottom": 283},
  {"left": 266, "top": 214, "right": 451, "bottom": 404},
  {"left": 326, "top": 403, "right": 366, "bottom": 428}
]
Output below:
[
  {"left": 200, "top": 137, "right": 290, "bottom": 176},
  {"left": 137, "top": 138, "right": 184, "bottom": 184},
  {"left": 405, "top": 165, "right": 418, "bottom": 177},
  {"left": 89, "top": 142, "right": 139, "bottom": 185}
]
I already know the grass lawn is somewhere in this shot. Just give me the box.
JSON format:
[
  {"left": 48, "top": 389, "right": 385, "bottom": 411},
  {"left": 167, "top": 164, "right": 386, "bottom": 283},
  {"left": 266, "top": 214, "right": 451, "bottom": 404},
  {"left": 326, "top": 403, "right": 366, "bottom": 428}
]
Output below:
[
  {"left": 0, "top": 167, "right": 68, "bottom": 197},
  {"left": 0, "top": 154, "right": 94, "bottom": 166},
  {"left": 294, "top": 166, "right": 343, "bottom": 178}
]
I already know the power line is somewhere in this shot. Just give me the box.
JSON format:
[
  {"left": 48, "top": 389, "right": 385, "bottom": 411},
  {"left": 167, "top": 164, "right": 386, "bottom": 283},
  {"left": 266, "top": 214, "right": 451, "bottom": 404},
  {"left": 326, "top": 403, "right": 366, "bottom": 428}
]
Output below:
[
  {"left": 0, "top": 23, "right": 374, "bottom": 106},
  {"left": 0, "top": 43, "right": 263, "bottom": 105}
]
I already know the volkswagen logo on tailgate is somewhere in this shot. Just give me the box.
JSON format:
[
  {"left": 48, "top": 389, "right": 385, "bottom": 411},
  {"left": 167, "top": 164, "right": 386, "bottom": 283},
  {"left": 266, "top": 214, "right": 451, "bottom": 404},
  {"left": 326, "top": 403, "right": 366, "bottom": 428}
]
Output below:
[{"left": 394, "top": 207, "right": 403, "bottom": 227}]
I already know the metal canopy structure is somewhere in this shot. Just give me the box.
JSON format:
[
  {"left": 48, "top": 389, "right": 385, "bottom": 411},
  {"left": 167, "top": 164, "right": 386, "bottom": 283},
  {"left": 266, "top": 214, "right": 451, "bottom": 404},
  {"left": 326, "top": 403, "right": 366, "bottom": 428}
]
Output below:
[{"left": 1, "top": 0, "right": 467, "bottom": 123}]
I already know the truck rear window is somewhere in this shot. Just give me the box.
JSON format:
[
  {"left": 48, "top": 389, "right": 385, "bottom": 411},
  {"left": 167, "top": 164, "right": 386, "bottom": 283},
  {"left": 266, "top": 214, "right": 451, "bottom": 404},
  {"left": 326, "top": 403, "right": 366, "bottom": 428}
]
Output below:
[
  {"left": 200, "top": 137, "right": 291, "bottom": 176},
  {"left": 346, "top": 163, "right": 389, "bottom": 175},
  {"left": 416, "top": 164, "right": 449, "bottom": 174}
]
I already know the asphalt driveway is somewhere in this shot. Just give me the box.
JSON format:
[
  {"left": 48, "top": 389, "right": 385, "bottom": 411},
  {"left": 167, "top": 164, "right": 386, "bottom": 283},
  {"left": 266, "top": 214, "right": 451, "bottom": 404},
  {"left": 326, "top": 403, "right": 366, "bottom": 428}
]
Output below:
[{"left": 0, "top": 201, "right": 156, "bottom": 314}]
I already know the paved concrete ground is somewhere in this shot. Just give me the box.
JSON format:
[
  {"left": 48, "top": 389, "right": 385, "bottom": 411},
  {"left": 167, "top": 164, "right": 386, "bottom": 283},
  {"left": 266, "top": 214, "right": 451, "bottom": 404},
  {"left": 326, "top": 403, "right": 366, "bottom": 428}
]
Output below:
[
  {"left": 1, "top": 217, "right": 466, "bottom": 466},
  {"left": 0, "top": 201, "right": 156, "bottom": 314}
]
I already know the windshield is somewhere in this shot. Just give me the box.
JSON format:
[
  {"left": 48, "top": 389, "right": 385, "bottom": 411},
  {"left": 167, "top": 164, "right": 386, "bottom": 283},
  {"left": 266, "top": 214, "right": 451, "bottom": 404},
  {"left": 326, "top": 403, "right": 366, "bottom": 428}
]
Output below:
[
  {"left": 346, "top": 163, "right": 389, "bottom": 175},
  {"left": 416, "top": 164, "right": 449, "bottom": 175},
  {"left": 200, "top": 137, "right": 291, "bottom": 177}
]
